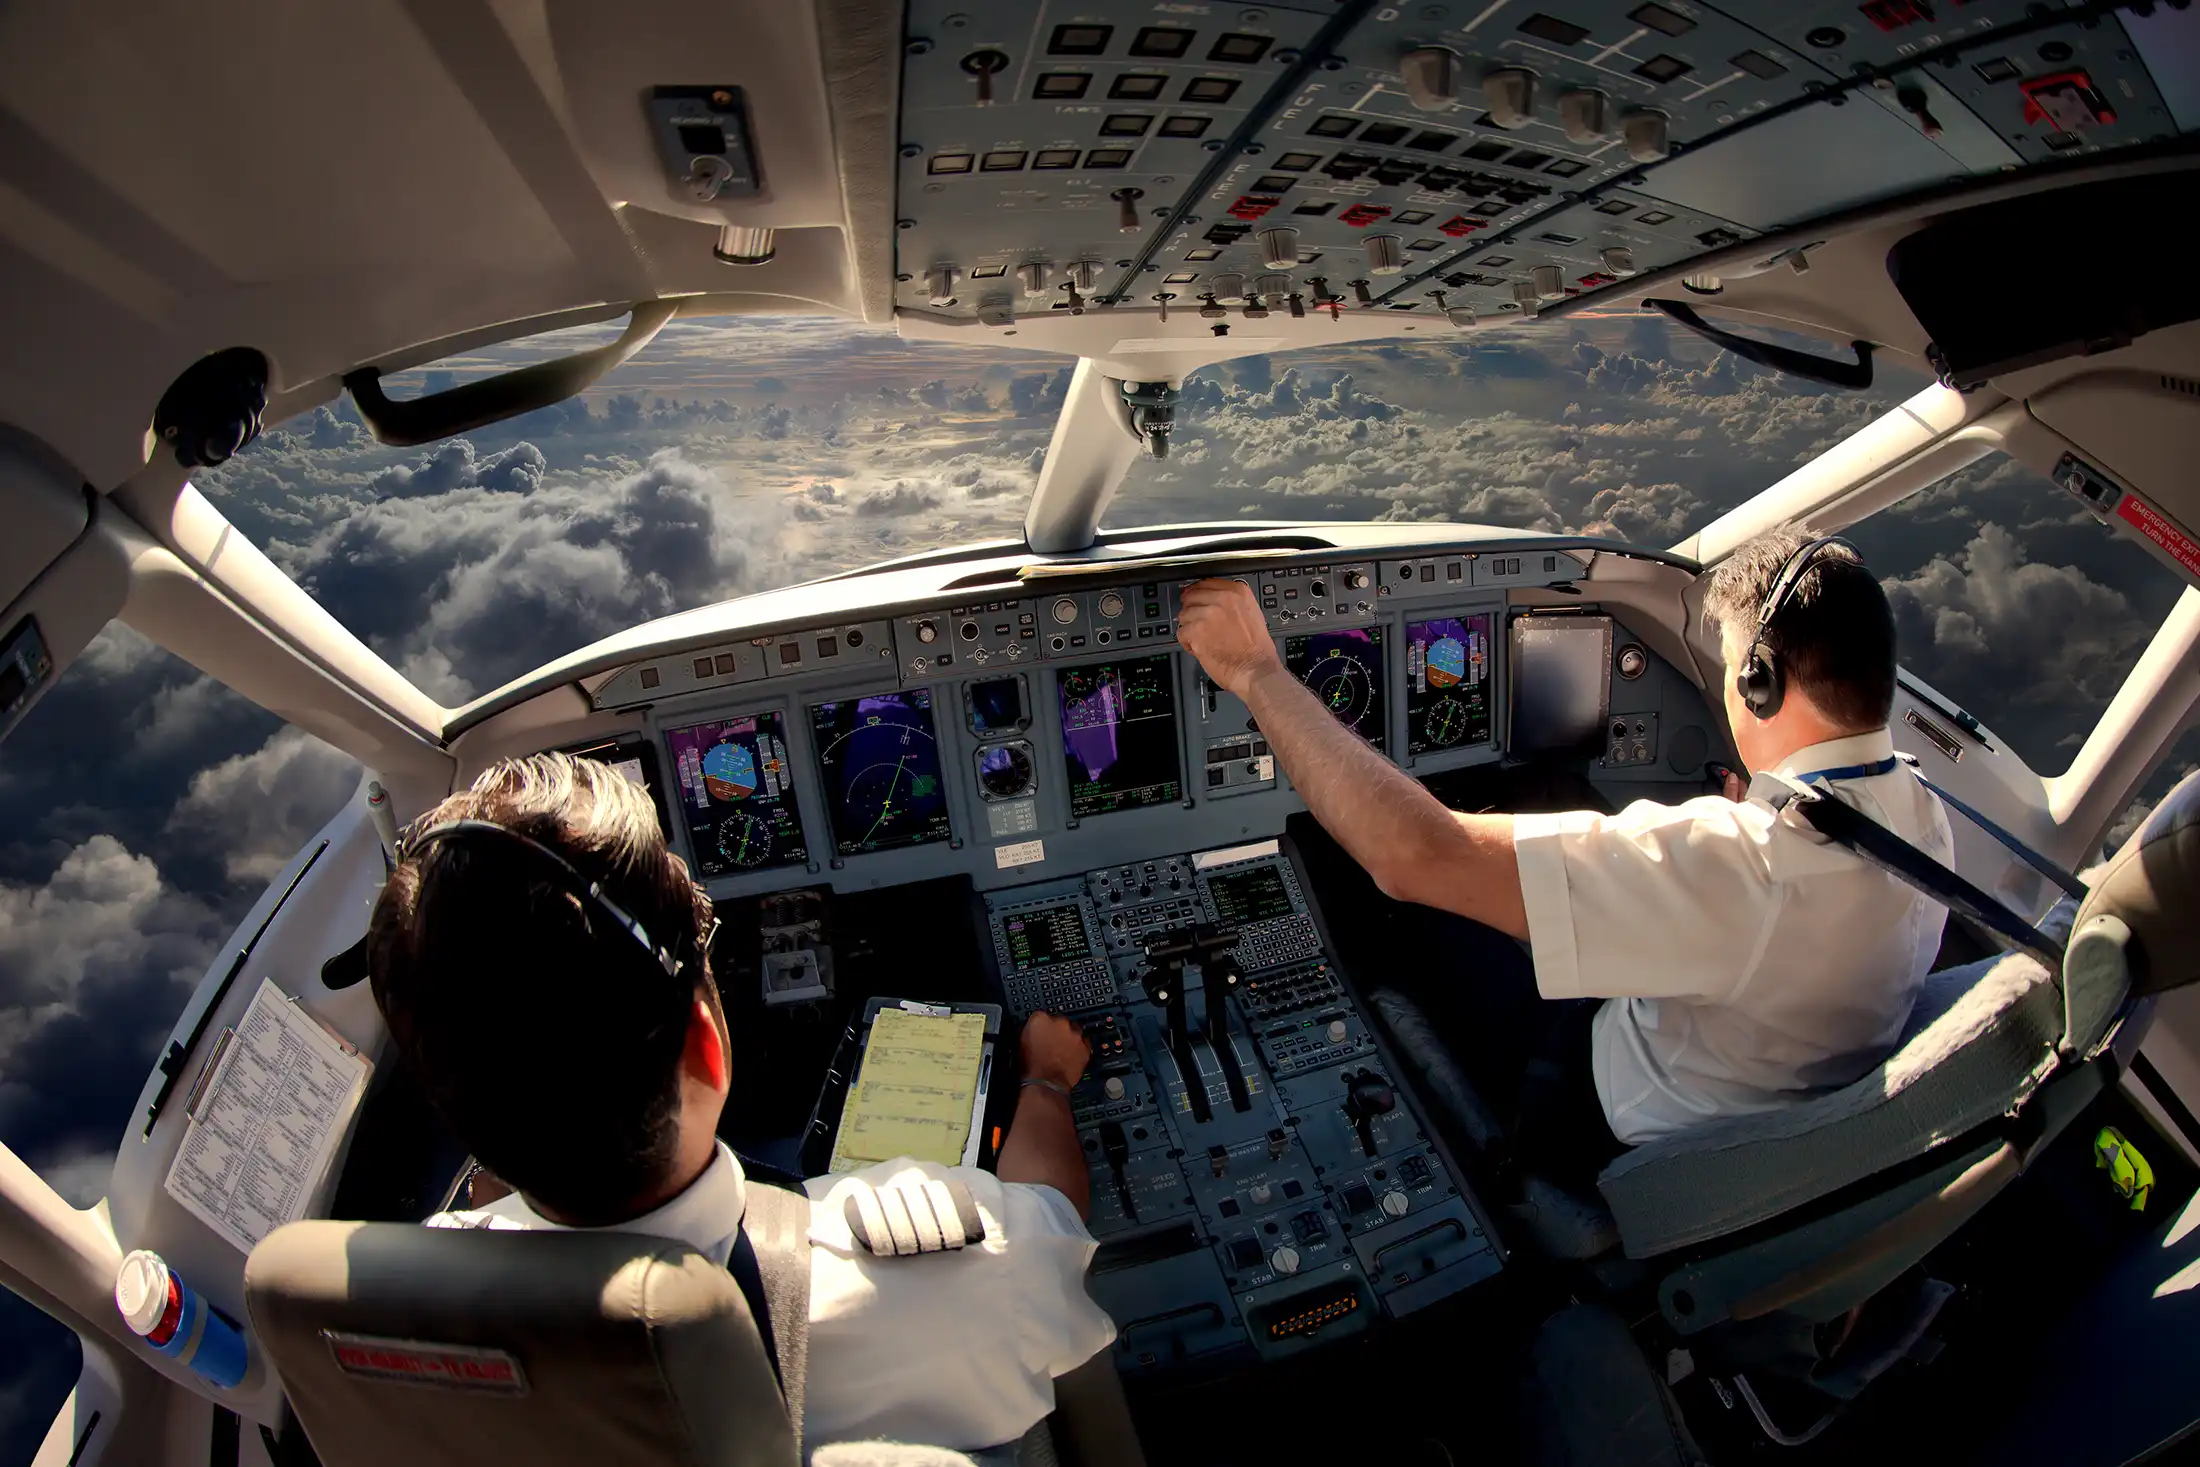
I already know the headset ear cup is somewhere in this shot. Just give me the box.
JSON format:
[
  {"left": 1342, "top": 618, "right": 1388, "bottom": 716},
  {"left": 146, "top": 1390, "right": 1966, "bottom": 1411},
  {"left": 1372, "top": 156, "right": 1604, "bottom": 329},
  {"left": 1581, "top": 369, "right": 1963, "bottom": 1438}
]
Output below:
[{"left": 1741, "top": 643, "right": 1782, "bottom": 719}]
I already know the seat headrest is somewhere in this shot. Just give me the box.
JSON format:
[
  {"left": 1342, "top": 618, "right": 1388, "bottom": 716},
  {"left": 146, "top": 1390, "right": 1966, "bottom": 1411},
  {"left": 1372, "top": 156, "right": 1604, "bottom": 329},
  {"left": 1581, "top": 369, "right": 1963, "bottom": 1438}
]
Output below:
[
  {"left": 244, "top": 1221, "right": 799, "bottom": 1467},
  {"left": 2075, "top": 768, "right": 2200, "bottom": 997}
]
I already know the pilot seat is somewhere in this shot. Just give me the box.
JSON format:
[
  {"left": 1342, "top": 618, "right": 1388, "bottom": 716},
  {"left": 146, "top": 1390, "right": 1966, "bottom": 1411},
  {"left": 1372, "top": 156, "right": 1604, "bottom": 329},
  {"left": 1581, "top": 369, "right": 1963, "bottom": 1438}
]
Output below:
[{"left": 1385, "top": 767, "right": 2200, "bottom": 1457}]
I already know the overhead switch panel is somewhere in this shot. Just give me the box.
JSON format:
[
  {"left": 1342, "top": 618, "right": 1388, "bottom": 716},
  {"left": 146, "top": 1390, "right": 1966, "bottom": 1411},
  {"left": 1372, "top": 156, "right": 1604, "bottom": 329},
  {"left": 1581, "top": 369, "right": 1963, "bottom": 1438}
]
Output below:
[
  {"left": 1400, "top": 47, "right": 1461, "bottom": 112},
  {"left": 1483, "top": 68, "right": 1537, "bottom": 130}
]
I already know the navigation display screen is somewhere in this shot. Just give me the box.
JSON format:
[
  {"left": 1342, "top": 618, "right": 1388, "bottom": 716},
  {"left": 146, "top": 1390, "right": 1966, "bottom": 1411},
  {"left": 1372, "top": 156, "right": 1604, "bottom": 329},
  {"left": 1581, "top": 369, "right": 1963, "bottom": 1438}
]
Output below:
[
  {"left": 1405, "top": 615, "right": 1495, "bottom": 755},
  {"left": 1059, "top": 654, "right": 1183, "bottom": 819},
  {"left": 808, "top": 689, "right": 954, "bottom": 856},
  {"left": 1284, "top": 627, "right": 1386, "bottom": 746},
  {"left": 1004, "top": 902, "right": 1091, "bottom": 970},
  {"left": 1208, "top": 866, "right": 1295, "bottom": 927},
  {"left": 666, "top": 713, "right": 809, "bottom": 877},
  {"left": 1511, "top": 615, "right": 1614, "bottom": 755}
]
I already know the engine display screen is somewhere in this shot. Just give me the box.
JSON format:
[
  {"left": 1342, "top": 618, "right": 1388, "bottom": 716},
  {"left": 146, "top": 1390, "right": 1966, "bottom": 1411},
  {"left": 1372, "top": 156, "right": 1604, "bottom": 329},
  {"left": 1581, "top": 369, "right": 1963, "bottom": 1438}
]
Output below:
[
  {"left": 808, "top": 689, "right": 954, "bottom": 856},
  {"left": 1207, "top": 866, "right": 1296, "bottom": 927},
  {"left": 1511, "top": 615, "right": 1614, "bottom": 755},
  {"left": 1059, "top": 654, "right": 1183, "bottom": 819},
  {"left": 1404, "top": 615, "right": 1495, "bottom": 755},
  {"left": 666, "top": 713, "right": 809, "bottom": 877},
  {"left": 1284, "top": 627, "right": 1386, "bottom": 746},
  {"left": 1003, "top": 902, "right": 1091, "bottom": 970}
]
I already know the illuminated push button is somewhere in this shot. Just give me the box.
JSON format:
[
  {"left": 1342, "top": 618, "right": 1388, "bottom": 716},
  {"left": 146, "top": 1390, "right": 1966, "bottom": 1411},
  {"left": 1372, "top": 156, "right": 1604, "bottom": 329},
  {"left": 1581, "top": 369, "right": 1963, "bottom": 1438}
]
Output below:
[
  {"left": 1104, "top": 1077, "right": 1127, "bottom": 1101},
  {"left": 1271, "top": 1245, "right": 1301, "bottom": 1275},
  {"left": 1381, "top": 1190, "right": 1411, "bottom": 1218}
]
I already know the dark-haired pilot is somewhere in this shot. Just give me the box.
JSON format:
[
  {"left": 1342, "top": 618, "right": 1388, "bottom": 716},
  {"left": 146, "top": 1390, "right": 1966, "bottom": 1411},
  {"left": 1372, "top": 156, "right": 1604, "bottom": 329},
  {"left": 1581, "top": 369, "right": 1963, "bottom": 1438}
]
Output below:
[
  {"left": 369, "top": 753, "right": 1113, "bottom": 1453},
  {"left": 1177, "top": 531, "right": 1953, "bottom": 1182}
]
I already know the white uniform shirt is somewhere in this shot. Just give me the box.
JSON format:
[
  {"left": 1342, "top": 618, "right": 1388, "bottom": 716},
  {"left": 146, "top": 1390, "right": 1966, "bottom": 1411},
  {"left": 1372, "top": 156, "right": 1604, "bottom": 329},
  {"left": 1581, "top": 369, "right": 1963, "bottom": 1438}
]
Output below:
[
  {"left": 1513, "top": 729, "right": 1954, "bottom": 1144},
  {"left": 427, "top": 1145, "right": 1116, "bottom": 1451}
]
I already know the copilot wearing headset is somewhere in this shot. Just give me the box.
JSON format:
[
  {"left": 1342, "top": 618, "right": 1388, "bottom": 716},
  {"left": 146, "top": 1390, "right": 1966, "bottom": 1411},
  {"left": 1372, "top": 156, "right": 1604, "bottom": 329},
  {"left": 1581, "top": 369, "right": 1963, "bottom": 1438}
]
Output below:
[{"left": 1175, "top": 530, "right": 1954, "bottom": 1184}]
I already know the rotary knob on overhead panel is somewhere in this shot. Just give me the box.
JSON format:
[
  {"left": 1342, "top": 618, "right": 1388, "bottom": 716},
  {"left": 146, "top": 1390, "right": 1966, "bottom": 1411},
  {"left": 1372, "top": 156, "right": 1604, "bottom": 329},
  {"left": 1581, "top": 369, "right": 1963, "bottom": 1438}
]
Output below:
[
  {"left": 1270, "top": 1245, "right": 1301, "bottom": 1276},
  {"left": 1327, "top": 1019, "right": 1349, "bottom": 1044},
  {"left": 1210, "top": 271, "right": 1247, "bottom": 305},
  {"left": 927, "top": 265, "right": 958, "bottom": 307},
  {"left": 1097, "top": 590, "right": 1126, "bottom": 619},
  {"left": 1484, "top": 67, "right": 1537, "bottom": 129},
  {"left": 1381, "top": 1190, "right": 1412, "bottom": 1218},
  {"left": 914, "top": 619, "right": 938, "bottom": 644},
  {"left": 1511, "top": 279, "right": 1541, "bottom": 311},
  {"left": 1558, "top": 88, "right": 1613, "bottom": 143},
  {"left": 1258, "top": 227, "right": 1302, "bottom": 271},
  {"left": 1532, "top": 265, "right": 1566, "bottom": 301},
  {"left": 1051, "top": 596, "right": 1080, "bottom": 625},
  {"left": 1254, "top": 273, "right": 1291, "bottom": 306},
  {"left": 1363, "top": 235, "right": 1405, "bottom": 276},
  {"left": 1600, "top": 246, "right": 1638, "bottom": 277},
  {"left": 1344, "top": 569, "right": 1370, "bottom": 590},
  {"left": 1017, "top": 262, "right": 1050, "bottom": 298},
  {"left": 1623, "top": 109, "right": 1671, "bottom": 162},
  {"left": 1399, "top": 46, "right": 1460, "bottom": 112}
]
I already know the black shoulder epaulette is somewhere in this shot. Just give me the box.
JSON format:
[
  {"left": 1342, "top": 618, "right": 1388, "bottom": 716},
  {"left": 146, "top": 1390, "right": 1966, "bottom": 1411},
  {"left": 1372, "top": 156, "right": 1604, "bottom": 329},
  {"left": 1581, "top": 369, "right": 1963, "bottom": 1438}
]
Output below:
[{"left": 841, "top": 1175, "right": 982, "bottom": 1258}]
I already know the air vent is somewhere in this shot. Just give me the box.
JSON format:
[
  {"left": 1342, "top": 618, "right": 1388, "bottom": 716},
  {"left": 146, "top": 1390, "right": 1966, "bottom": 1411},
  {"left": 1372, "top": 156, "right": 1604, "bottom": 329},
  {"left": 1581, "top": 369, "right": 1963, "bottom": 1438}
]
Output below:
[{"left": 2160, "top": 374, "right": 2200, "bottom": 399}]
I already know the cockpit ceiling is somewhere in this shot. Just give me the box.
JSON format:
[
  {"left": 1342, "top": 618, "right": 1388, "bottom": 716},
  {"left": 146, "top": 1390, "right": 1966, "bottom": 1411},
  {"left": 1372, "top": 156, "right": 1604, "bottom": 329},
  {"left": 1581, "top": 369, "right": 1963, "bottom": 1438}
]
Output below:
[{"left": 890, "top": 0, "right": 2196, "bottom": 333}]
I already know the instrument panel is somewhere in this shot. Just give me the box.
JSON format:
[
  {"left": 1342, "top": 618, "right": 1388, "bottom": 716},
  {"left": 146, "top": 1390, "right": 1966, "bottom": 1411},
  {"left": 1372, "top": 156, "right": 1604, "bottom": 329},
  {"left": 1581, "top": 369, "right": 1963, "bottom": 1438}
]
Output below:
[
  {"left": 983, "top": 840, "right": 1503, "bottom": 1375},
  {"left": 590, "top": 550, "right": 1713, "bottom": 899}
]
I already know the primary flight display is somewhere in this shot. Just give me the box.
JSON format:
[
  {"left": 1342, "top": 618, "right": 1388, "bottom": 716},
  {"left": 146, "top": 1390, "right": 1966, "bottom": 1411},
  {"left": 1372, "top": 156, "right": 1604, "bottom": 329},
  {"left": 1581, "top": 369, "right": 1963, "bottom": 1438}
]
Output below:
[
  {"left": 666, "top": 712, "right": 810, "bottom": 876},
  {"left": 1405, "top": 615, "right": 1495, "bottom": 755}
]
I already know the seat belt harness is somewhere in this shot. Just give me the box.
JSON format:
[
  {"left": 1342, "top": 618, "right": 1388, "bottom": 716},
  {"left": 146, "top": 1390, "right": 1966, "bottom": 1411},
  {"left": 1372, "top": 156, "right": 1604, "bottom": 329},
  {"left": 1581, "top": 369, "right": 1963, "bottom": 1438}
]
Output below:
[
  {"left": 727, "top": 1184, "right": 813, "bottom": 1449},
  {"left": 1763, "top": 772, "right": 2068, "bottom": 969},
  {"left": 1892, "top": 754, "right": 2090, "bottom": 900}
]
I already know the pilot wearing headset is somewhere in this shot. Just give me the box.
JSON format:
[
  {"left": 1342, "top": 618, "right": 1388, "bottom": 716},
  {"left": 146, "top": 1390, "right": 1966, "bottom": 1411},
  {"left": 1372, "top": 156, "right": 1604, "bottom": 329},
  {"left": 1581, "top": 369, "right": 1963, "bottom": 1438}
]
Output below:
[
  {"left": 368, "top": 754, "right": 1114, "bottom": 1453},
  {"left": 1178, "top": 531, "right": 1954, "bottom": 1184}
]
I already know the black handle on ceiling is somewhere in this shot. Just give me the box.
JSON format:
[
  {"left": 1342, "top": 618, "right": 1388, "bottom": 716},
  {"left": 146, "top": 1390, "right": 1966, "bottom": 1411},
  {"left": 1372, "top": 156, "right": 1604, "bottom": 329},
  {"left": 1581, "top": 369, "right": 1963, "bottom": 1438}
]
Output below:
[
  {"left": 1645, "top": 298, "right": 1876, "bottom": 391},
  {"left": 343, "top": 299, "right": 679, "bottom": 447}
]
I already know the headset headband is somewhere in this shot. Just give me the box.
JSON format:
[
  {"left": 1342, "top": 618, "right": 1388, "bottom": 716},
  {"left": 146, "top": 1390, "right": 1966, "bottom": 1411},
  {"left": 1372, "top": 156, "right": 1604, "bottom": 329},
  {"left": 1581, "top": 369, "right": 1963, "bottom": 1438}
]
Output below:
[
  {"left": 403, "top": 819, "right": 688, "bottom": 981},
  {"left": 1753, "top": 535, "right": 1856, "bottom": 646}
]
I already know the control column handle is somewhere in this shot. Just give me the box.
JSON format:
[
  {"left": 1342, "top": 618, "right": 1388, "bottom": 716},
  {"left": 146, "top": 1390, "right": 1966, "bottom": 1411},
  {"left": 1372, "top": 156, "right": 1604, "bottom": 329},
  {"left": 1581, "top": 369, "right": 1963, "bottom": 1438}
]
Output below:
[{"left": 1342, "top": 1070, "right": 1397, "bottom": 1158}]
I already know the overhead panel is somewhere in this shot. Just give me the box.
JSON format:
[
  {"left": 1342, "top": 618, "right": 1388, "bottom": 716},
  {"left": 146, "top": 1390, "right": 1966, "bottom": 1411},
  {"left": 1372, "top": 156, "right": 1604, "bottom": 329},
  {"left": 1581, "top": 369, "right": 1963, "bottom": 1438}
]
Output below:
[
  {"left": 1710, "top": 1, "right": 2177, "bottom": 166},
  {"left": 891, "top": 1, "right": 2199, "bottom": 332},
  {"left": 895, "top": 1, "right": 1336, "bottom": 322}
]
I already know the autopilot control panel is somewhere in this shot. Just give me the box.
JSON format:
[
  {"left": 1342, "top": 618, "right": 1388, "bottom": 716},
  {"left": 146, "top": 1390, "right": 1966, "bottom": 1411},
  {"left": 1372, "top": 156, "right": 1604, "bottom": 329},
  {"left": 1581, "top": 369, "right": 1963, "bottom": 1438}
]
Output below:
[{"left": 984, "top": 840, "right": 1504, "bottom": 1378}]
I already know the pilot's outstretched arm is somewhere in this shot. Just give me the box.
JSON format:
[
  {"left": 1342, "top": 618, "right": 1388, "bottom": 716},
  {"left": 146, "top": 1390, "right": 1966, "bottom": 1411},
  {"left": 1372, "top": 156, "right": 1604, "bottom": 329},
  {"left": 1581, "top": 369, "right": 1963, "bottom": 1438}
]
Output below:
[
  {"left": 1178, "top": 578, "right": 1528, "bottom": 938},
  {"left": 996, "top": 1012, "right": 1094, "bottom": 1217}
]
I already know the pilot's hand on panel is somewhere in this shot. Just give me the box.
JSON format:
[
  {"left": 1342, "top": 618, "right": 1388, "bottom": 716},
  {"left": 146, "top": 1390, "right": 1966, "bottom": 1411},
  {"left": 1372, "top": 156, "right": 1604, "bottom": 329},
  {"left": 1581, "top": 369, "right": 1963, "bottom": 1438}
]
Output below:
[
  {"left": 1021, "top": 1011, "right": 1093, "bottom": 1091},
  {"left": 1177, "top": 578, "right": 1284, "bottom": 697},
  {"left": 1721, "top": 768, "right": 1747, "bottom": 803}
]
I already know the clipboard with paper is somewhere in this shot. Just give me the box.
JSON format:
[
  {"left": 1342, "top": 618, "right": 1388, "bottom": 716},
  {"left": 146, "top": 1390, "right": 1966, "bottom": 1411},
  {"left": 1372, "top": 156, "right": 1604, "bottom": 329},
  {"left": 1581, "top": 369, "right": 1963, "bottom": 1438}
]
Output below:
[{"left": 825, "top": 998, "right": 1000, "bottom": 1173}]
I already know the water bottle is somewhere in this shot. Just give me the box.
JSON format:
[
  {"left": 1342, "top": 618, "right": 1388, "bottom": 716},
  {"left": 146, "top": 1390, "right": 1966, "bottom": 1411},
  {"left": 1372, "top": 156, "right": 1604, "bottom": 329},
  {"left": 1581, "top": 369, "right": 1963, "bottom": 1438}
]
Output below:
[{"left": 115, "top": 1250, "right": 248, "bottom": 1389}]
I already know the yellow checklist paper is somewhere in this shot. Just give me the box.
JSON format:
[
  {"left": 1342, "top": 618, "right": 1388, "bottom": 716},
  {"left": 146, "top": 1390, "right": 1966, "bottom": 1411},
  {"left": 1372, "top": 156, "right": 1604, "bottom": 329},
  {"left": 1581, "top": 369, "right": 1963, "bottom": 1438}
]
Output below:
[{"left": 829, "top": 1006, "right": 988, "bottom": 1171}]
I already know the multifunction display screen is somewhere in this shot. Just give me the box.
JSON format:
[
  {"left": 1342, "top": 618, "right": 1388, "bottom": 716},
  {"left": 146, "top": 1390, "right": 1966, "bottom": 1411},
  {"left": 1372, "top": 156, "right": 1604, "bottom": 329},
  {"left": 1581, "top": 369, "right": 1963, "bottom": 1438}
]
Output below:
[
  {"left": 1405, "top": 615, "right": 1495, "bottom": 755},
  {"left": 1059, "top": 654, "right": 1183, "bottom": 819},
  {"left": 1511, "top": 615, "right": 1613, "bottom": 755},
  {"left": 1207, "top": 866, "right": 1296, "bottom": 927},
  {"left": 666, "top": 713, "right": 809, "bottom": 877},
  {"left": 1284, "top": 627, "right": 1386, "bottom": 747},
  {"left": 1004, "top": 902, "right": 1092, "bottom": 970},
  {"left": 808, "top": 689, "right": 954, "bottom": 856}
]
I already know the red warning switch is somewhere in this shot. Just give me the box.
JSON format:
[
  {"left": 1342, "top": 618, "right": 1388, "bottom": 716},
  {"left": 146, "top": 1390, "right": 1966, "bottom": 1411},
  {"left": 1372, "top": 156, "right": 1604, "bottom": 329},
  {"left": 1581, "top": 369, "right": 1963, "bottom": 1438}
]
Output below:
[
  {"left": 2020, "top": 72, "right": 2117, "bottom": 130},
  {"left": 1860, "top": 0, "right": 1935, "bottom": 32},
  {"left": 1226, "top": 195, "right": 1282, "bottom": 221},
  {"left": 1436, "top": 215, "right": 1483, "bottom": 238},
  {"left": 1338, "top": 203, "right": 1392, "bottom": 228}
]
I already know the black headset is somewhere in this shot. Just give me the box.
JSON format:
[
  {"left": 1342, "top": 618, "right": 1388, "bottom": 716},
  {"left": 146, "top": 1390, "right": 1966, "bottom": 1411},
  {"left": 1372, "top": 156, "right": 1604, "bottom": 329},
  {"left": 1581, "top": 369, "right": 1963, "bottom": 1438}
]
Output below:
[
  {"left": 1734, "top": 536, "right": 1858, "bottom": 721},
  {"left": 403, "top": 819, "right": 705, "bottom": 985}
]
